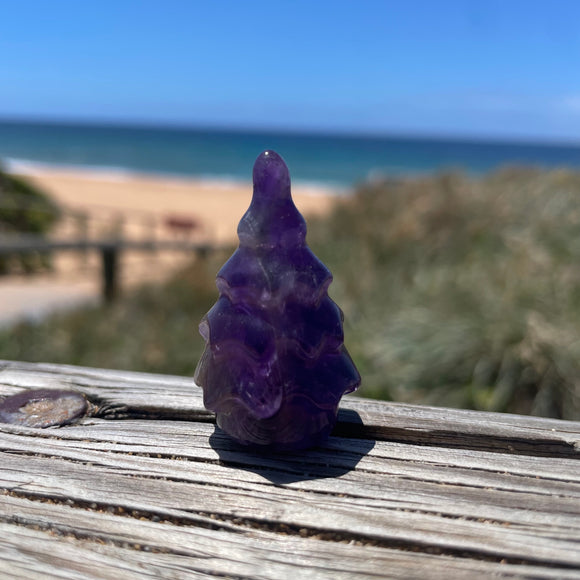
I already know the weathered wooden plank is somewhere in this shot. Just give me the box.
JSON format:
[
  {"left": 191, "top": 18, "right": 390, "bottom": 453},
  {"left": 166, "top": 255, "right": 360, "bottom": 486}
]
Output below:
[
  {"left": 1, "top": 420, "right": 579, "bottom": 508},
  {"left": 0, "top": 235, "right": 216, "bottom": 254},
  {"left": 1, "top": 360, "right": 579, "bottom": 578},
  {"left": 1, "top": 497, "right": 578, "bottom": 580},
  {"left": 1, "top": 360, "right": 578, "bottom": 457},
  {"left": 0, "top": 442, "right": 578, "bottom": 567}
]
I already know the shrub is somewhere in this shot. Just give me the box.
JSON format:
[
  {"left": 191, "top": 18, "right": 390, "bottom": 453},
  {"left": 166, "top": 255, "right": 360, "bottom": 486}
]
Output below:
[
  {"left": 0, "top": 165, "right": 61, "bottom": 273},
  {"left": 307, "top": 168, "right": 580, "bottom": 420}
]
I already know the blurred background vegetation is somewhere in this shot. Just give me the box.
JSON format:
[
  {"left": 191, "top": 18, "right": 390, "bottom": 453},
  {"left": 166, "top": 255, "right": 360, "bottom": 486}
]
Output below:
[
  {"left": 0, "top": 165, "right": 61, "bottom": 274},
  {"left": 1, "top": 167, "right": 579, "bottom": 421}
]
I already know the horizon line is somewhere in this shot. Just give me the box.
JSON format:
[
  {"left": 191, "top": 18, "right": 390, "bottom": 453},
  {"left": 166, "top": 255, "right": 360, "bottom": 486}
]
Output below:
[{"left": 0, "top": 113, "right": 580, "bottom": 149}]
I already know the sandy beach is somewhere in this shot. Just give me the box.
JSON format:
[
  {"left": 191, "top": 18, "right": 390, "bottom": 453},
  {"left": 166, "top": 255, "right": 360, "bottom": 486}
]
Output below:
[
  {"left": 0, "top": 168, "right": 338, "bottom": 325},
  {"left": 25, "top": 168, "right": 337, "bottom": 243}
]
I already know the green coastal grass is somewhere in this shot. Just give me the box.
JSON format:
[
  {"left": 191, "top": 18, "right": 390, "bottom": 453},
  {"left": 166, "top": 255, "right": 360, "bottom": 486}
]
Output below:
[
  {"left": 0, "top": 165, "right": 61, "bottom": 274},
  {"left": 2, "top": 167, "right": 579, "bottom": 420},
  {"left": 0, "top": 255, "right": 221, "bottom": 376},
  {"left": 308, "top": 167, "right": 580, "bottom": 420}
]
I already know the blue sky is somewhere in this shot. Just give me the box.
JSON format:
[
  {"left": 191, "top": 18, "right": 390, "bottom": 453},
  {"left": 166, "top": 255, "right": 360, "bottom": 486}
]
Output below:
[{"left": 1, "top": 0, "right": 579, "bottom": 141}]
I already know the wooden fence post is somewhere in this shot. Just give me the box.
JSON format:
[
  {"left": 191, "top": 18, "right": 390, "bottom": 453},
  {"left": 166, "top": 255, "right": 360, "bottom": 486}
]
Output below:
[
  {"left": 101, "top": 246, "right": 119, "bottom": 303},
  {"left": 76, "top": 211, "right": 89, "bottom": 268}
]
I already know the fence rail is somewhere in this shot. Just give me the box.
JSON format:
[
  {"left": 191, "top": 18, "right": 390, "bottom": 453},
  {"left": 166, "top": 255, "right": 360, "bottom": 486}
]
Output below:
[
  {"left": 0, "top": 235, "right": 221, "bottom": 303},
  {"left": 0, "top": 193, "right": 224, "bottom": 302}
]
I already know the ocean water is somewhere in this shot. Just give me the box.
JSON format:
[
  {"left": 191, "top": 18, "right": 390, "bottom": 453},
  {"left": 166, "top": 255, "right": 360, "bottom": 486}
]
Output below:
[{"left": 0, "top": 119, "right": 579, "bottom": 188}]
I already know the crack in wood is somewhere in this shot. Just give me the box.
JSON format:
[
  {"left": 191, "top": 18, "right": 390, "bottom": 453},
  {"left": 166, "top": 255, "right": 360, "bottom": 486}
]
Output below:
[
  {"left": 379, "top": 472, "right": 578, "bottom": 499},
  {"left": 213, "top": 446, "right": 580, "bottom": 486},
  {"left": 5, "top": 445, "right": 578, "bottom": 505},
  {"left": 2, "top": 512, "right": 173, "bottom": 553},
  {"left": 88, "top": 400, "right": 214, "bottom": 423},
  {"left": 2, "top": 489, "right": 245, "bottom": 536},
  {"left": 83, "top": 401, "right": 580, "bottom": 460},
  {"left": 338, "top": 425, "right": 580, "bottom": 459},
  {"left": 0, "top": 511, "right": 253, "bottom": 580},
  {"left": 183, "top": 510, "right": 579, "bottom": 570},
  {"left": 82, "top": 396, "right": 580, "bottom": 460},
  {"left": 3, "top": 421, "right": 579, "bottom": 491},
  {"left": 2, "top": 488, "right": 574, "bottom": 571}
]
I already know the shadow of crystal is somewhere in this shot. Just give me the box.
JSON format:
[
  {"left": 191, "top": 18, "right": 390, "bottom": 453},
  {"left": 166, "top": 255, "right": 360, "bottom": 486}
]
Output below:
[{"left": 208, "top": 408, "right": 375, "bottom": 484}]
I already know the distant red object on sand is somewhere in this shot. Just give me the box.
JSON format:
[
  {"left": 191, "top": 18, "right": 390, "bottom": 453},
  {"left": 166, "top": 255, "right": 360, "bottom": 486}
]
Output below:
[{"left": 164, "top": 215, "right": 200, "bottom": 237}]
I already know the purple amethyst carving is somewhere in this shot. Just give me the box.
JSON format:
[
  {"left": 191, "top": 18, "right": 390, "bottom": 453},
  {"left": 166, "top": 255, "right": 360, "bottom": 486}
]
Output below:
[{"left": 194, "top": 150, "right": 360, "bottom": 450}]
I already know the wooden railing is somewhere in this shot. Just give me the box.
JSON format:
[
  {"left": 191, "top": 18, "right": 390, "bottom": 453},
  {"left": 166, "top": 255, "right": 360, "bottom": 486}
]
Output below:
[
  {"left": 0, "top": 199, "right": 222, "bottom": 302},
  {"left": 0, "top": 360, "right": 578, "bottom": 578},
  {"left": 0, "top": 235, "right": 217, "bottom": 302}
]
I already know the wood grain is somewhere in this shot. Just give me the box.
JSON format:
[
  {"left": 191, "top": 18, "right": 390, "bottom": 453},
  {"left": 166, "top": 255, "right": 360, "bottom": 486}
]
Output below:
[{"left": 0, "top": 359, "right": 579, "bottom": 579}]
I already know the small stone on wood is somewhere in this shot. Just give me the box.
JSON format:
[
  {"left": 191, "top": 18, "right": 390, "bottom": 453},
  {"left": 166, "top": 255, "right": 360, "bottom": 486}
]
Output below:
[{"left": 0, "top": 388, "right": 88, "bottom": 428}]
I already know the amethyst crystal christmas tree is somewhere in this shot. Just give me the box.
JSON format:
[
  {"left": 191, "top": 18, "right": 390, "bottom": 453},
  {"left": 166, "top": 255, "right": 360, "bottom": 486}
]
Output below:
[{"left": 194, "top": 150, "right": 360, "bottom": 450}]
